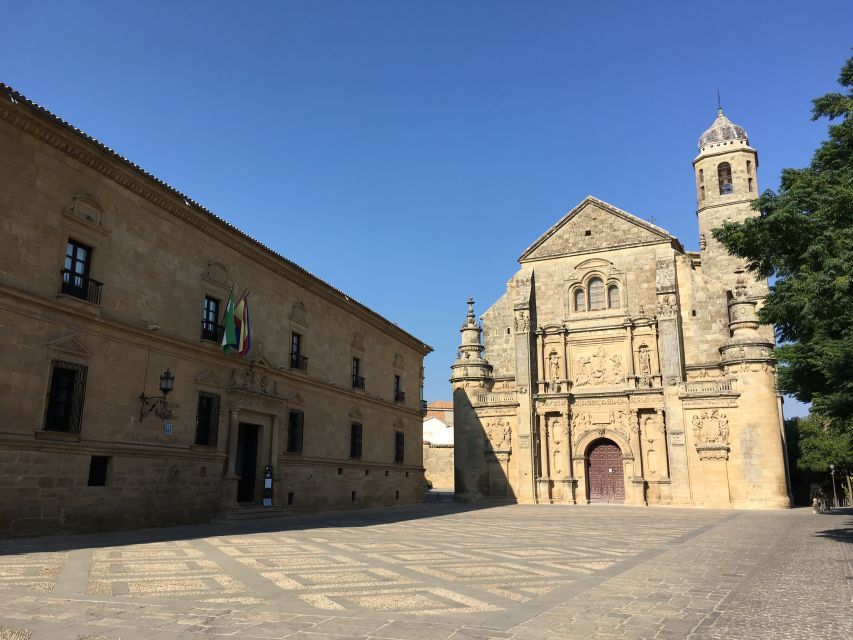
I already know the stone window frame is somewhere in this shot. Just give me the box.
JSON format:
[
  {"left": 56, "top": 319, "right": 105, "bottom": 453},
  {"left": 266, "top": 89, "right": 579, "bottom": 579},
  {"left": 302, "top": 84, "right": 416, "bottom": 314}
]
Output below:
[{"left": 568, "top": 268, "right": 625, "bottom": 317}]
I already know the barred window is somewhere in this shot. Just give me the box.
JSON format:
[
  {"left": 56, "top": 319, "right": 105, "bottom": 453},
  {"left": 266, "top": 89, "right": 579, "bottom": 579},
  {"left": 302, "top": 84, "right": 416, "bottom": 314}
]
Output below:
[
  {"left": 194, "top": 392, "right": 220, "bottom": 446},
  {"left": 718, "top": 162, "right": 733, "bottom": 195},
  {"left": 394, "top": 431, "right": 405, "bottom": 464},
  {"left": 44, "top": 360, "right": 87, "bottom": 433},
  {"left": 287, "top": 410, "right": 304, "bottom": 454},
  {"left": 350, "top": 423, "right": 363, "bottom": 459},
  {"left": 588, "top": 277, "right": 606, "bottom": 311}
]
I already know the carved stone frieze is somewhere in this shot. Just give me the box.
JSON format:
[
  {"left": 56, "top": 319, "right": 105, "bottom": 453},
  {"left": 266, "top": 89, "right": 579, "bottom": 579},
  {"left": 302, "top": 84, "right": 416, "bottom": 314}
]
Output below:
[
  {"left": 484, "top": 418, "right": 512, "bottom": 451},
  {"left": 691, "top": 410, "right": 730, "bottom": 457},
  {"left": 228, "top": 366, "right": 278, "bottom": 397}
]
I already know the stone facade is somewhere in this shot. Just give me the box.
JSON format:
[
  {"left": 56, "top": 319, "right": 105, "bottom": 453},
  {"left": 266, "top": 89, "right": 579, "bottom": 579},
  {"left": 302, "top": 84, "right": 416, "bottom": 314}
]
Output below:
[
  {"left": 451, "top": 110, "right": 790, "bottom": 509},
  {"left": 423, "top": 401, "right": 454, "bottom": 490},
  {"left": 0, "top": 84, "right": 431, "bottom": 537}
]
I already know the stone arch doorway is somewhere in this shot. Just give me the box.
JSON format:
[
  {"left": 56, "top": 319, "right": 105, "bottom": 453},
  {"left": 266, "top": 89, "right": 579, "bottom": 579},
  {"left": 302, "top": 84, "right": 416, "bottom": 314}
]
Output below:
[{"left": 586, "top": 439, "right": 625, "bottom": 504}]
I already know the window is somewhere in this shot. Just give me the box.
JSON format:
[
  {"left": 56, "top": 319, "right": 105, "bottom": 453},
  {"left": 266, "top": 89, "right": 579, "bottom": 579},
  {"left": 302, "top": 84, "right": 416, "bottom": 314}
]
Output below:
[
  {"left": 699, "top": 168, "right": 704, "bottom": 182},
  {"left": 194, "top": 392, "right": 220, "bottom": 446},
  {"left": 352, "top": 357, "right": 365, "bottom": 389},
  {"left": 608, "top": 285, "right": 620, "bottom": 309},
  {"left": 61, "top": 239, "right": 102, "bottom": 304},
  {"left": 718, "top": 162, "right": 733, "bottom": 195},
  {"left": 44, "top": 360, "right": 87, "bottom": 433},
  {"left": 574, "top": 288, "right": 585, "bottom": 312},
  {"left": 588, "top": 277, "right": 606, "bottom": 311},
  {"left": 290, "top": 332, "right": 307, "bottom": 371},
  {"left": 748, "top": 177, "right": 754, "bottom": 192},
  {"left": 287, "top": 410, "right": 304, "bottom": 454},
  {"left": 700, "top": 185, "right": 706, "bottom": 201},
  {"left": 746, "top": 160, "right": 752, "bottom": 174},
  {"left": 201, "top": 296, "right": 221, "bottom": 341},
  {"left": 394, "top": 431, "right": 405, "bottom": 464},
  {"left": 350, "top": 422, "right": 363, "bottom": 459},
  {"left": 88, "top": 455, "right": 110, "bottom": 486},
  {"left": 394, "top": 375, "right": 405, "bottom": 402}
]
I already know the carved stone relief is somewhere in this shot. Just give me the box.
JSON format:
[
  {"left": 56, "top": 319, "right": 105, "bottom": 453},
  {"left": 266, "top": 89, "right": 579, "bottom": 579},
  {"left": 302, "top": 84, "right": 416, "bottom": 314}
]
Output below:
[
  {"left": 228, "top": 366, "right": 277, "bottom": 396},
  {"left": 691, "top": 410, "right": 731, "bottom": 460},
  {"left": 655, "top": 294, "right": 678, "bottom": 319},
  {"left": 514, "top": 310, "right": 530, "bottom": 332},
  {"left": 484, "top": 418, "right": 512, "bottom": 451},
  {"left": 548, "top": 417, "right": 566, "bottom": 477},
  {"left": 574, "top": 346, "right": 624, "bottom": 386}
]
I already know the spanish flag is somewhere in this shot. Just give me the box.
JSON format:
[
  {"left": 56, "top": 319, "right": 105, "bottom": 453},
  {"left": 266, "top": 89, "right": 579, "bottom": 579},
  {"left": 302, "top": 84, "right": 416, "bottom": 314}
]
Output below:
[{"left": 234, "top": 290, "right": 251, "bottom": 357}]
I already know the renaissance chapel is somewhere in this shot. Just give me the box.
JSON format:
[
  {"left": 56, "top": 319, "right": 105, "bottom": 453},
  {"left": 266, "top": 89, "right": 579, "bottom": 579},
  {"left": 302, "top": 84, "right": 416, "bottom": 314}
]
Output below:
[{"left": 451, "top": 109, "right": 791, "bottom": 509}]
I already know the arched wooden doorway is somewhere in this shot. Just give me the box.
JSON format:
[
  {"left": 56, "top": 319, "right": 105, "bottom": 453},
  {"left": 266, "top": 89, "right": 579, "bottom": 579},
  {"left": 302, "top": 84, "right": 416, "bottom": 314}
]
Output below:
[{"left": 586, "top": 439, "right": 625, "bottom": 504}]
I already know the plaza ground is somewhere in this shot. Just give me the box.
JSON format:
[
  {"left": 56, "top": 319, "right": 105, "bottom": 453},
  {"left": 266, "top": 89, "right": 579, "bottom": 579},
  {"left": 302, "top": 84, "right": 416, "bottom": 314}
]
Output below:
[{"left": 0, "top": 503, "right": 850, "bottom": 640}]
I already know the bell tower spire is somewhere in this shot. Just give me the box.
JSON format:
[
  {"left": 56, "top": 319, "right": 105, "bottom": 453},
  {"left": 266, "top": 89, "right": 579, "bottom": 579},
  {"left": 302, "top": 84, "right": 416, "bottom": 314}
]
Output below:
[
  {"left": 450, "top": 298, "right": 492, "bottom": 389},
  {"left": 693, "top": 107, "right": 764, "bottom": 296}
]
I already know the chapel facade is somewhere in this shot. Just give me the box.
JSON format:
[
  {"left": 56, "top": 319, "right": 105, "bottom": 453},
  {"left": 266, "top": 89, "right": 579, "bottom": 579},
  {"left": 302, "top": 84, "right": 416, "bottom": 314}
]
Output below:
[{"left": 451, "top": 109, "right": 791, "bottom": 508}]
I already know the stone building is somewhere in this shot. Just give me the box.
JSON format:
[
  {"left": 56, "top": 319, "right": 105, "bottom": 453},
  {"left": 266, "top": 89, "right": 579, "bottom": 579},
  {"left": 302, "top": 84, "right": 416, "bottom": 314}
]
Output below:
[
  {"left": 451, "top": 109, "right": 790, "bottom": 508},
  {"left": 0, "top": 84, "right": 431, "bottom": 537},
  {"left": 422, "top": 401, "right": 454, "bottom": 491}
]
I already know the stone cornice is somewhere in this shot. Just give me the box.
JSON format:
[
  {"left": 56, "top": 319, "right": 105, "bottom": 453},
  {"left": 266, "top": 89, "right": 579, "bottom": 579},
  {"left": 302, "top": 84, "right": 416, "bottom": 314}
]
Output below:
[
  {"left": 0, "top": 86, "right": 431, "bottom": 356},
  {"left": 0, "top": 281, "right": 424, "bottom": 420}
]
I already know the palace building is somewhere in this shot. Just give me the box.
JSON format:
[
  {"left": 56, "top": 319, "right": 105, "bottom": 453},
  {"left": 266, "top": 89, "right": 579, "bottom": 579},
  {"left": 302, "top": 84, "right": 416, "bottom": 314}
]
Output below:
[
  {"left": 451, "top": 109, "right": 791, "bottom": 508},
  {"left": 0, "top": 84, "right": 431, "bottom": 537}
]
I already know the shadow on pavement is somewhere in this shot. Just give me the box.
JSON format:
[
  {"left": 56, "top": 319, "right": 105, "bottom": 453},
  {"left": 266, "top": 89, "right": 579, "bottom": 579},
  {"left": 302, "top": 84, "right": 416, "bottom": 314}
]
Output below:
[
  {"left": 813, "top": 507, "right": 853, "bottom": 544},
  {"left": 0, "top": 499, "right": 505, "bottom": 556}
]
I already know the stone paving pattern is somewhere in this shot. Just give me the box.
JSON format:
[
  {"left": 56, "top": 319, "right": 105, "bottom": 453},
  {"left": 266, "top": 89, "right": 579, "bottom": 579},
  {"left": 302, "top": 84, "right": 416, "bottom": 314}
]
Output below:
[{"left": 0, "top": 504, "right": 850, "bottom": 639}]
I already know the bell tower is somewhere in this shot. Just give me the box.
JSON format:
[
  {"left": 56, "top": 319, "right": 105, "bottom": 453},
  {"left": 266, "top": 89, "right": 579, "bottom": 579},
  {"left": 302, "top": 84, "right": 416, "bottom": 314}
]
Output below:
[{"left": 693, "top": 108, "right": 765, "bottom": 296}]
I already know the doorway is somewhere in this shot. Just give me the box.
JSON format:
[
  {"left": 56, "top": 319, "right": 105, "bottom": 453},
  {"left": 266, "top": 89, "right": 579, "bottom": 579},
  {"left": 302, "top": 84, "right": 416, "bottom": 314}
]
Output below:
[
  {"left": 587, "top": 439, "right": 625, "bottom": 503},
  {"left": 236, "top": 423, "right": 260, "bottom": 503}
]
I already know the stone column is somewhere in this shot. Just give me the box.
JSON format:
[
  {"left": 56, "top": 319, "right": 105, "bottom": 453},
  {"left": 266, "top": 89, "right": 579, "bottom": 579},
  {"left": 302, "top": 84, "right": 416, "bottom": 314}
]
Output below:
[
  {"left": 221, "top": 408, "right": 240, "bottom": 508},
  {"left": 562, "top": 408, "right": 575, "bottom": 503},
  {"left": 537, "top": 415, "right": 551, "bottom": 502},
  {"left": 626, "top": 410, "right": 647, "bottom": 506}
]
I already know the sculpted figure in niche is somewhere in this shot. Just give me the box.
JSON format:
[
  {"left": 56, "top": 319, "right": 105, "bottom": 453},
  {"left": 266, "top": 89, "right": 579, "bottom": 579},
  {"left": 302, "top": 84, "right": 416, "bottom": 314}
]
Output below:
[
  {"left": 605, "top": 354, "right": 624, "bottom": 384},
  {"left": 591, "top": 346, "right": 608, "bottom": 382},
  {"left": 638, "top": 346, "right": 652, "bottom": 376},
  {"left": 548, "top": 351, "right": 561, "bottom": 381}
]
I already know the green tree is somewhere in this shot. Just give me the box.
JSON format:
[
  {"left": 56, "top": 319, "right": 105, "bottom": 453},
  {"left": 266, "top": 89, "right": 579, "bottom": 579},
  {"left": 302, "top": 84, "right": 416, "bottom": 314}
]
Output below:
[
  {"left": 785, "top": 414, "right": 852, "bottom": 504},
  {"left": 713, "top": 53, "right": 853, "bottom": 425}
]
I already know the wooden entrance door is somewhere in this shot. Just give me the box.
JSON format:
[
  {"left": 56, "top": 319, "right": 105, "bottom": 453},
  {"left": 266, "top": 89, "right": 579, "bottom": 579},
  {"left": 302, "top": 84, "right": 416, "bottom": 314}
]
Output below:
[
  {"left": 587, "top": 440, "right": 625, "bottom": 503},
  {"left": 236, "top": 423, "right": 260, "bottom": 502}
]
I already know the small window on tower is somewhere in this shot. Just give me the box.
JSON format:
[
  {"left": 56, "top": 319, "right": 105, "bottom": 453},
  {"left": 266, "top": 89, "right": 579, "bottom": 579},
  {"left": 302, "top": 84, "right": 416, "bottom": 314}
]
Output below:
[
  {"left": 748, "top": 177, "right": 754, "bottom": 192},
  {"left": 718, "top": 162, "right": 733, "bottom": 195},
  {"left": 584, "top": 230, "right": 592, "bottom": 236},
  {"left": 700, "top": 185, "right": 706, "bottom": 201},
  {"left": 746, "top": 160, "right": 752, "bottom": 174}
]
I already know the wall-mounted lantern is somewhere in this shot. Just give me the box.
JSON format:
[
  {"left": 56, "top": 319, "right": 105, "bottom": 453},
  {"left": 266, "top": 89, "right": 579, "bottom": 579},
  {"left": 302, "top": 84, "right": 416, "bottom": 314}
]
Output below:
[{"left": 139, "top": 369, "right": 175, "bottom": 421}]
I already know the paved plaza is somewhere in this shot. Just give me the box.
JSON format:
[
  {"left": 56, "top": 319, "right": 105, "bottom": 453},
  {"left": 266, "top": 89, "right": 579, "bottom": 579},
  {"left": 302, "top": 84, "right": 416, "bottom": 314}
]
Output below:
[{"left": 0, "top": 503, "right": 850, "bottom": 640}]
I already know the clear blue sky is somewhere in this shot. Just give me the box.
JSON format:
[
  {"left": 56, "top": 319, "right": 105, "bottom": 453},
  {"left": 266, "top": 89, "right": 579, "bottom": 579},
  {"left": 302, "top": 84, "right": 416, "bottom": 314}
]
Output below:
[{"left": 3, "top": 2, "right": 850, "bottom": 417}]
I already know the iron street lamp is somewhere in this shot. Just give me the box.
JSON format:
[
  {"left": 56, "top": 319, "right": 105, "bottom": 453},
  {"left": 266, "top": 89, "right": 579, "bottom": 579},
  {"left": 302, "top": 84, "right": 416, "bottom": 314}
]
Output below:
[
  {"left": 830, "top": 464, "right": 838, "bottom": 509},
  {"left": 139, "top": 369, "right": 175, "bottom": 421}
]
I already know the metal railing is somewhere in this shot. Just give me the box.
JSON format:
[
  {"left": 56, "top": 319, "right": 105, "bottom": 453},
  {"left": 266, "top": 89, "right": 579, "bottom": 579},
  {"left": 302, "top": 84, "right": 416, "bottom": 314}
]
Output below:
[
  {"left": 60, "top": 269, "right": 102, "bottom": 305},
  {"left": 394, "top": 390, "right": 406, "bottom": 403},
  {"left": 200, "top": 320, "right": 224, "bottom": 342},
  {"left": 290, "top": 353, "right": 309, "bottom": 372},
  {"left": 352, "top": 375, "right": 365, "bottom": 389}
]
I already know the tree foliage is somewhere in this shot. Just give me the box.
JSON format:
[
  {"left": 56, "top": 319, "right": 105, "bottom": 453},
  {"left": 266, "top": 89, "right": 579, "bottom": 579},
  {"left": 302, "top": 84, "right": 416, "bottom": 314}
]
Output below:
[
  {"left": 785, "top": 415, "right": 852, "bottom": 473},
  {"left": 713, "top": 53, "right": 853, "bottom": 425}
]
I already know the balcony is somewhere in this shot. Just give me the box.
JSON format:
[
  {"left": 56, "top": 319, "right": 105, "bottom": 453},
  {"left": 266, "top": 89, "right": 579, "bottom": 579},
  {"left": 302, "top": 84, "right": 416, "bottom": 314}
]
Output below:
[
  {"left": 394, "top": 390, "right": 406, "bottom": 403},
  {"left": 60, "top": 269, "right": 102, "bottom": 305},
  {"left": 201, "top": 320, "right": 224, "bottom": 342},
  {"left": 352, "top": 375, "right": 365, "bottom": 390},
  {"left": 420, "top": 400, "right": 428, "bottom": 414},
  {"left": 290, "top": 352, "right": 308, "bottom": 372}
]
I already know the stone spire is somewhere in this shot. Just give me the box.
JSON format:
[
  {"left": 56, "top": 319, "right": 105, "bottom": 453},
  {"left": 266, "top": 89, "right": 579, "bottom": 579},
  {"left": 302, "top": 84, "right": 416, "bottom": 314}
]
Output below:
[{"left": 450, "top": 298, "right": 492, "bottom": 389}]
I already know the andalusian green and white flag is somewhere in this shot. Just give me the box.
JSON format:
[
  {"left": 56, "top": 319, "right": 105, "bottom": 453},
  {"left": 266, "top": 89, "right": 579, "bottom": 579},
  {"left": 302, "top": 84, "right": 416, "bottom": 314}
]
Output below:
[{"left": 221, "top": 287, "right": 237, "bottom": 353}]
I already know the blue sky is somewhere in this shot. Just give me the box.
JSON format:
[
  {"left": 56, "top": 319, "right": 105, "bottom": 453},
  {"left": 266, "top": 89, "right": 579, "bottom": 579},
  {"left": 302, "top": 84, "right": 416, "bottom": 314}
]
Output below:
[{"left": 3, "top": 2, "right": 850, "bottom": 417}]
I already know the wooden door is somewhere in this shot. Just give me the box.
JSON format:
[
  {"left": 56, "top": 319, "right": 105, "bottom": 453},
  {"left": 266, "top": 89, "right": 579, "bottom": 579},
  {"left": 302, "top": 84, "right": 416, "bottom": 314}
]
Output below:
[{"left": 587, "top": 440, "right": 625, "bottom": 503}]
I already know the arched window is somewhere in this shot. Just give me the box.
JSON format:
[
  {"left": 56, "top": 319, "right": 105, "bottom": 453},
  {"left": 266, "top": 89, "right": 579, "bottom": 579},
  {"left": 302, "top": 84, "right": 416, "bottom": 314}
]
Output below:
[
  {"left": 748, "top": 177, "right": 754, "bottom": 192},
  {"left": 746, "top": 160, "right": 752, "bottom": 175},
  {"left": 700, "top": 185, "right": 706, "bottom": 201},
  {"left": 574, "top": 288, "right": 585, "bottom": 312},
  {"left": 718, "top": 162, "right": 733, "bottom": 195},
  {"left": 699, "top": 168, "right": 704, "bottom": 182},
  {"left": 608, "top": 285, "right": 620, "bottom": 309},
  {"left": 588, "top": 277, "right": 605, "bottom": 311}
]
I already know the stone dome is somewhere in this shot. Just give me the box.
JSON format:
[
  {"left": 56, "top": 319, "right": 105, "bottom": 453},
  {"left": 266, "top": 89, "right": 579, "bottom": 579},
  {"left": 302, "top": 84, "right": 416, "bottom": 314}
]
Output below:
[{"left": 699, "top": 109, "right": 748, "bottom": 149}]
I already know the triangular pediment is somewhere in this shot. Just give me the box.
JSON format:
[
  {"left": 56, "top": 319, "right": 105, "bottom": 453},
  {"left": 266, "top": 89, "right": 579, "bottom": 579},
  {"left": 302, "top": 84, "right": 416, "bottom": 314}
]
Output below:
[
  {"left": 519, "top": 196, "right": 679, "bottom": 262},
  {"left": 47, "top": 335, "right": 91, "bottom": 358},
  {"left": 193, "top": 369, "right": 223, "bottom": 388}
]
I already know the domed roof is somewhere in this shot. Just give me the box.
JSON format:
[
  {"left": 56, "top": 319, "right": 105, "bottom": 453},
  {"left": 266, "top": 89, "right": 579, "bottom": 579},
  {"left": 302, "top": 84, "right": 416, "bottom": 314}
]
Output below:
[{"left": 699, "top": 109, "right": 748, "bottom": 149}]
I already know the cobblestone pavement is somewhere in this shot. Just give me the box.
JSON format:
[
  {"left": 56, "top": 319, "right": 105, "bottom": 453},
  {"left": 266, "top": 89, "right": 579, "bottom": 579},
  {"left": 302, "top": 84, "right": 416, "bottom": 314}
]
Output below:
[{"left": 0, "top": 504, "right": 849, "bottom": 639}]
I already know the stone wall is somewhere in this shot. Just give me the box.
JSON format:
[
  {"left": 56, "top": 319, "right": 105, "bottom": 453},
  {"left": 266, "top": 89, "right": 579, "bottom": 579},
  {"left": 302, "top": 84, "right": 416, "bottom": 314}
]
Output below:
[{"left": 423, "top": 444, "right": 454, "bottom": 491}]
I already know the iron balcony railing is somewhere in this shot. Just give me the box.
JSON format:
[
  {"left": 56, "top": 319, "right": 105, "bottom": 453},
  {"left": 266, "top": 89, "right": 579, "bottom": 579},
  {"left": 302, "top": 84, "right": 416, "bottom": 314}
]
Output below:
[
  {"left": 352, "top": 374, "right": 366, "bottom": 389},
  {"left": 290, "top": 352, "right": 309, "bottom": 372},
  {"left": 60, "top": 269, "right": 103, "bottom": 305},
  {"left": 201, "top": 320, "right": 225, "bottom": 342},
  {"left": 394, "top": 390, "right": 406, "bottom": 403},
  {"left": 420, "top": 400, "right": 428, "bottom": 414}
]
